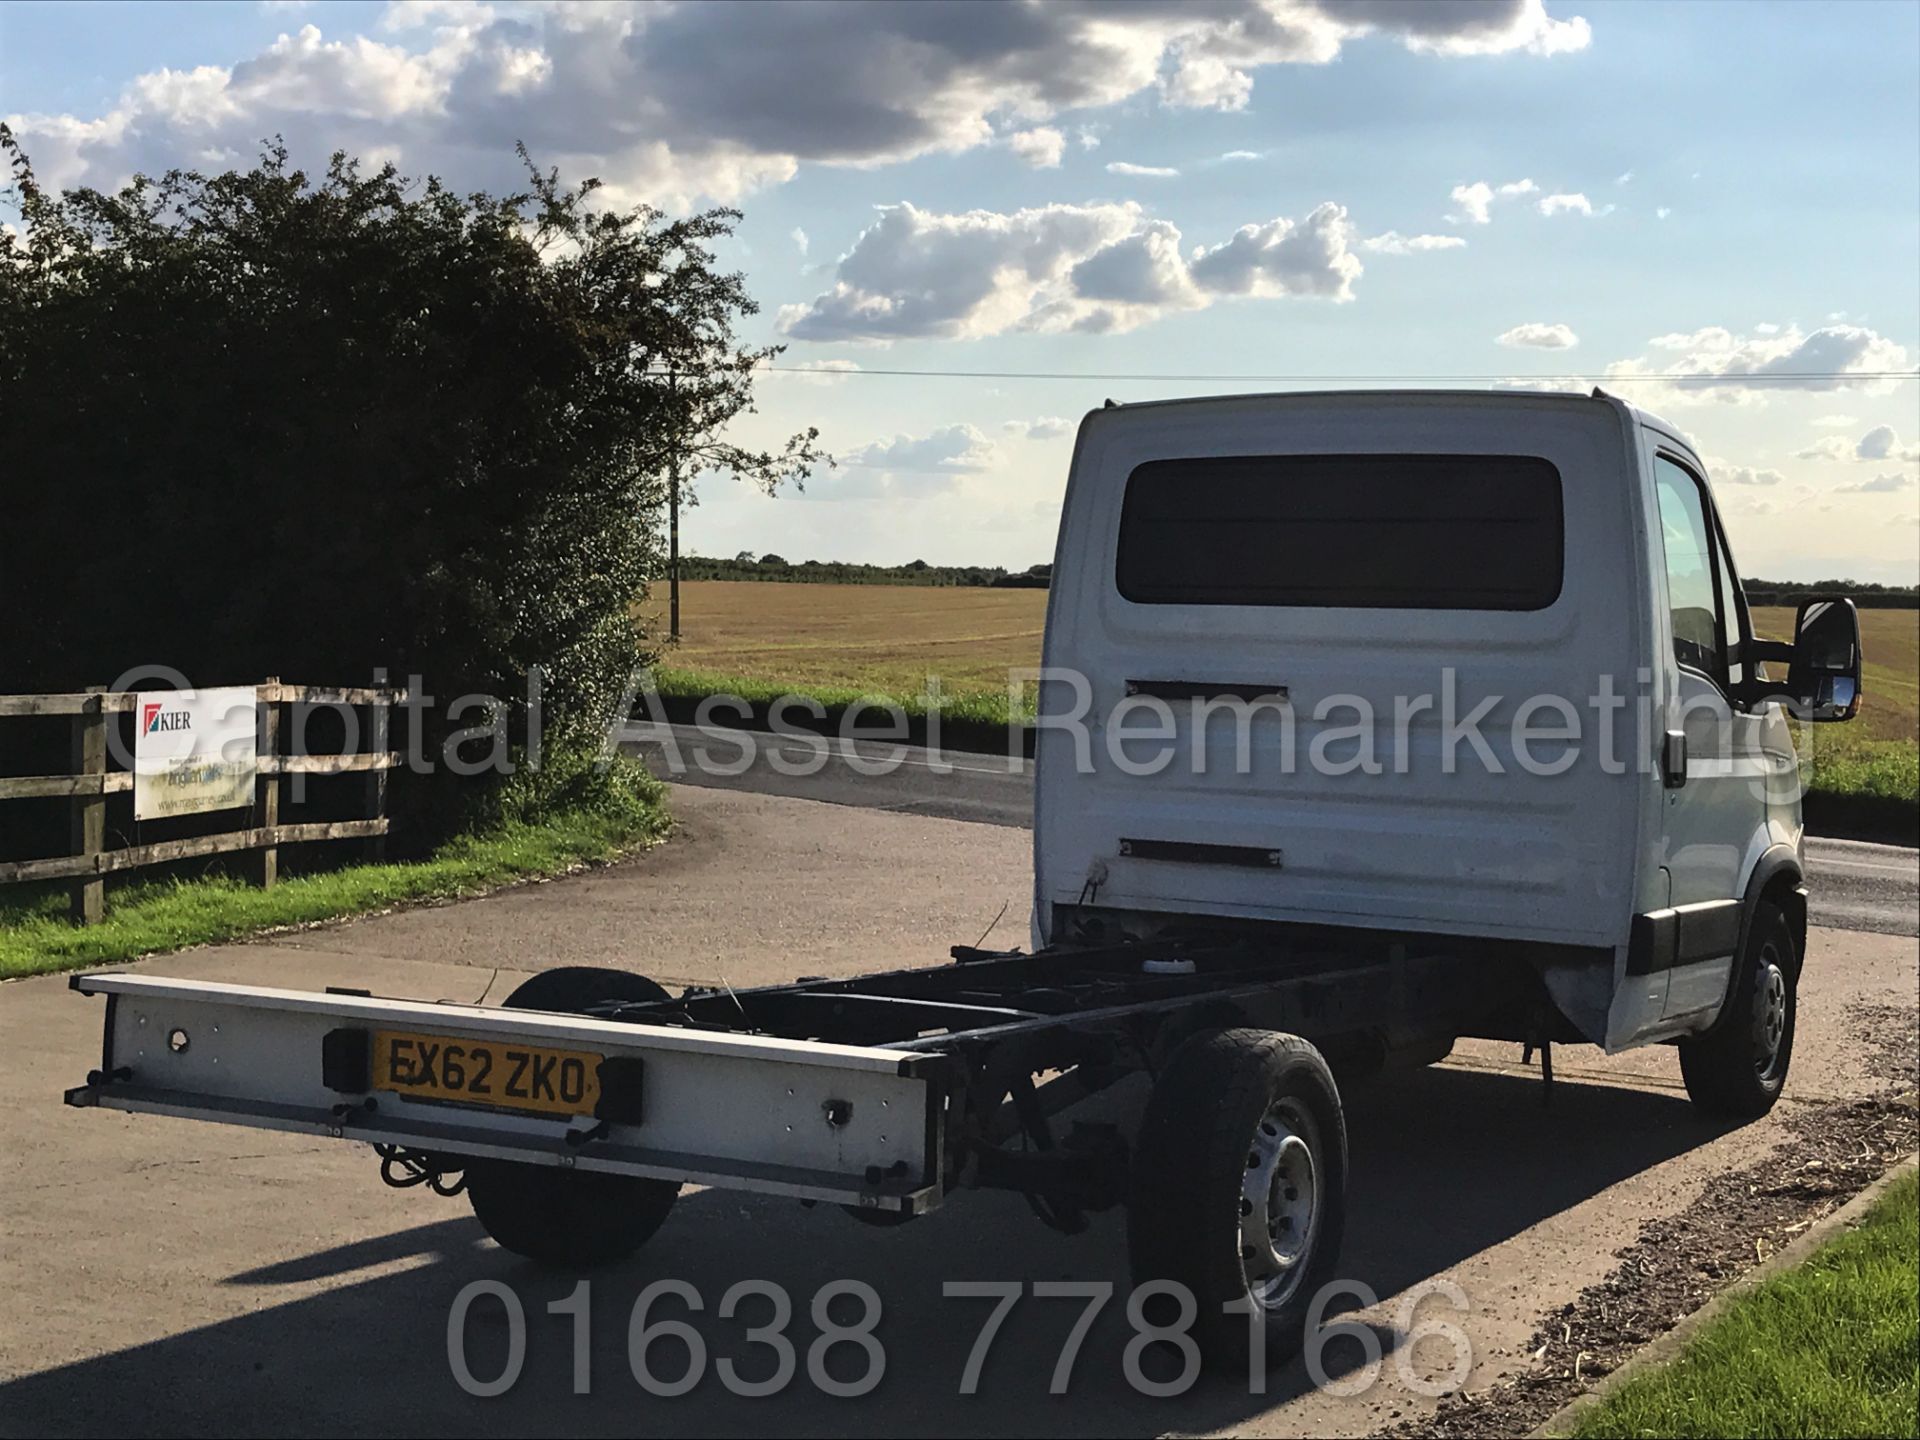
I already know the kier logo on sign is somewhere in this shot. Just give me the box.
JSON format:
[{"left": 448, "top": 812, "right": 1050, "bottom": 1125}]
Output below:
[{"left": 142, "top": 703, "right": 191, "bottom": 736}]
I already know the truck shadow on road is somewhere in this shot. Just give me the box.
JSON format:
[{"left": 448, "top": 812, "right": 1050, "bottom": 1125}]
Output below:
[{"left": 0, "top": 1064, "right": 1736, "bottom": 1438}]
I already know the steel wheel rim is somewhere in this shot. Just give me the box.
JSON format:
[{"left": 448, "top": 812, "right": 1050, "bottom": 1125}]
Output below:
[
  {"left": 1240, "top": 1098, "right": 1320, "bottom": 1312},
  {"left": 1752, "top": 949, "right": 1788, "bottom": 1080}
]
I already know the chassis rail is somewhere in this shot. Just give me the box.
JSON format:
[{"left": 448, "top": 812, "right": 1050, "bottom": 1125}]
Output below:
[{"left": 67, "top": 932, "right": 1512, "bottom": 1223}]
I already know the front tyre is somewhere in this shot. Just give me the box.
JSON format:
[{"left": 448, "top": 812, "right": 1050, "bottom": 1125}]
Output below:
[
  {"left": 1128, "top": 1029, "right": 1348, "bottom": 1368},
  {"left": 1679, "top": 901, "right": 1797, "bottom": 1119},
  {"left": 465, "top": 966, "right": 683, "bottom": 1268}
]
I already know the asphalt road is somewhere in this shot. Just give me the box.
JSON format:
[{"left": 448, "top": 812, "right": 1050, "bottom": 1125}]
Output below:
[
  {"left": 3, "top": 783, "right": 1915, "bottom": 1439},
  {"left": 622, "top": 721, "right": 1919, "bottom": 938}
]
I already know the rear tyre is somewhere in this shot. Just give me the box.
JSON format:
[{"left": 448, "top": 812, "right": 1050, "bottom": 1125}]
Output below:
[
  {"left": 465, "top": 966, "right": 682, "bottom": 1268},
  {"left": 1678, "top": 901, "right": 1797, "bottom": 1119},
  {"left": 467, "top": 1159, "right": 680, "bottom": 1269},
  {"left": 1128, "top": 1028, "right": 1347, "bottom": 1369},
  {"left": 502, "top": 965, "right": 673, "bottom": 1014}
]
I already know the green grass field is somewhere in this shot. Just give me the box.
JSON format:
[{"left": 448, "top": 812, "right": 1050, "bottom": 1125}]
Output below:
[
  {"left": 1567, "top": 1168, "right": 1919, "bottom": 1439},
  {"left": 651, "top": 583, "right": 1920, "bottom": 809},
  {"left": 0, "top": 772, "right": 670, "bottom": 980},
  {"left": 1751, "top": 607, "right": 1919, "bottom": 806}
]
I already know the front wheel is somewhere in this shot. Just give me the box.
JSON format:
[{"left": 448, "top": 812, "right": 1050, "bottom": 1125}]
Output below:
[
  {"left": 1679, "top": 901, "right": 1797, "bottom": 1118},
  {"left": 1128, "top": 1028, "right": 1348, "bottom": 1368}
]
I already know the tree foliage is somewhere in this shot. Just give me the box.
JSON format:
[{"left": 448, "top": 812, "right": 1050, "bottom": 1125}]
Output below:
[{"left": 0, "top": 132, "right": 821, "bottom": 840}]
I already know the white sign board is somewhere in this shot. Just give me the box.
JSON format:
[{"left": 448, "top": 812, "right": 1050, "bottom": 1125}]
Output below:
[{"left": 133, "top": 687, "right": 259, "bottom": 820}]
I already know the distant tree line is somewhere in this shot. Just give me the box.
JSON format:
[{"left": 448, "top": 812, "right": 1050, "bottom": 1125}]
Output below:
[
  {"left": 1742, "top": 579, "right": 1917, "bottom": 609},
  {"left": 683, "top": 554, "right": 1052, "bottom": 588},
  {"left": 682, "top": 560, "right": 1914, "bottom": 605}
]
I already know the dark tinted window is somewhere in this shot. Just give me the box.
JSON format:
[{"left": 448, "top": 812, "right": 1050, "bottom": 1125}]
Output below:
[{"left": 1116, "top": 454, "right": 1564, "bottom": 610}]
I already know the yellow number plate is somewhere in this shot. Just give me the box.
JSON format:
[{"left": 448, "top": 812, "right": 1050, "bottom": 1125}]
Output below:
[{"left": 372, "top": 1029, "right": 603, "bottom": 1118}]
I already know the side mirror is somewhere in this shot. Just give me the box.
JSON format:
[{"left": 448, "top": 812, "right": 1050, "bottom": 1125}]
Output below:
[{"left": 1787, "top": 596, "right": 1863, "bottom": 722}]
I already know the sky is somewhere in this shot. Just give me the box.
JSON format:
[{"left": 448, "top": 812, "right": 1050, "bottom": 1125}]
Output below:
[{"left": 3, "top": 0, "right": 1917, "bottom": 582}]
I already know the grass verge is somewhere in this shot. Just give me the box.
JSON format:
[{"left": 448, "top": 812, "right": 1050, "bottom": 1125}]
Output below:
[
  {"left": 1568, "top": 1167, "right": 1919, "bottom": 1440},
  {"left": 0, "top": 775, "right": 669, "bottom": 982},
  {"left": 652, "top": 666, "right": 1034, "bottom": 729}
]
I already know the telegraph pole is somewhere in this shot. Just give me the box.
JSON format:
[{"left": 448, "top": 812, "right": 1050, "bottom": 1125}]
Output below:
[
  {"left": 669, "top": 455, "right": 681, "bottom": 641},
  {"left": 667, "top": 370, "right": 682, "bottom": 642}
]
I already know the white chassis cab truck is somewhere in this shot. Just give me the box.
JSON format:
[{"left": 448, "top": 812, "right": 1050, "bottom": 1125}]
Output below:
[{"left": 67, "top": 390, "right": 1865, "bottom": 1366}]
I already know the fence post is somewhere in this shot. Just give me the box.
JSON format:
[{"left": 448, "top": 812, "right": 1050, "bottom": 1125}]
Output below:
[
  {"left": 364, "top": 681, "right": 390, "bottom": 865},
  {"left": 68, "top": 687, "right": 107, "bottom": 926},
  {"left": 249, "top": 678, "right": 280, "bottom": 889}
]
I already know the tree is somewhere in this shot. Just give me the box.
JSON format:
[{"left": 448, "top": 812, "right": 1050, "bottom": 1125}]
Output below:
[{"left": 0, "top": 130, "right": 823, "bottom": 844}]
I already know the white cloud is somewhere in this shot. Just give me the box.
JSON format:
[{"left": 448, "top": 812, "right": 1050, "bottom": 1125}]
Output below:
[
  {"left": 1218, "top": 149, "right": 1265, "bottom": 162},
  {"left": 1615, "top": 169, "right": 1633, "bottom": 184},
  {"left": 1106, "top": 161, "right": 1180, "bottom": 178},
  {"left": 1799, "top": 424, "right": 1920, "bottom": 462},
  {"left": 1007, "top": 126, "right": 1066, "bottom": 170},
  {"left": 1497, "top": 322, "right": 1578, "bottom": 349},
  {"left": 1855, "top": 424, "right": 1920, "bottom": 461},
  {"left": 5, "top": 2, "right": 1592, "bottom": 205},
  {"left": 1188, "top": 204, "right": 1363, "bottom": 300},
  {"left": 1448, "top": 177, "right": 1536, "bottom": 223},
  {"left": 1065, "top": 219, "right": 1209, "bottom": 328},
  {"left": 1161, "top": 52, "right": 1255, "bottom": 110},
  {"left": 1491, "top": 375, "right": 1590, "bottom": 393},
  {"left": 1538, "top": 191, "right": 1598, "bottom": 217},
  {"left": 780, "top": 359, "right": 862, "bottom": 386},
  {"left": 1004, "top": 416, "right": 1074, "bottom": 440},
  {"left": 1812, "top": 413, "right": 1858, "bottom": 427},
  {"left": 1361, "top": 230, "right": 1466, "bottom": 255},
  {"left": 1836, "top": 472, "right": 1916, "bottom": 494},
  {"left": 844, "top": 423, "right": 995, "bottom": 473},
  {"left": 1605, "top": 323, "right": 1913, "bottom": 406},
  {"left": 790, "top": 226, "right": 809, "bottom": 257},
  {"left": 820, "top": 423, "right": 997, "bottom": 498},
  {"left": 779, "top": 199, "right": 1364, "bottom": 342},
  {"left": 1705, "top": 458, "right": 1785, "bottom": 487},
  {"left": 1655, "top": 206, "right": 1672, "bottom": 220}
]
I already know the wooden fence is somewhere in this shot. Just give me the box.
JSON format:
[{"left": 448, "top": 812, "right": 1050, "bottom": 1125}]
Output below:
[{"left": 0, "top": 681, "right": 401, "bottom": 925}]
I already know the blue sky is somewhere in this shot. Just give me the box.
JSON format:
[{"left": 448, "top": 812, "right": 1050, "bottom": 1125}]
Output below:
[{"left": 4, "top": 0, "right": 1917, "bottom": 580}]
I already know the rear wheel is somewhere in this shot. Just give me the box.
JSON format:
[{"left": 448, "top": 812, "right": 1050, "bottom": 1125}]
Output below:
[
  {"left": 1679, "top": 902, "right": 1797, "bottom": 1119},
  {"left": 465, "top": 967, "right": 682, "bottom": 1268},
  {"left": 1128, "top": 1028, "right": 1347, "bottom": 1368}
]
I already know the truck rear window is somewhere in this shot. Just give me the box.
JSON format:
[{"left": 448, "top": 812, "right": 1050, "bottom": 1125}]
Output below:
[{"left": 1115, "top": 454, "right": 1564, "bottom": 610}]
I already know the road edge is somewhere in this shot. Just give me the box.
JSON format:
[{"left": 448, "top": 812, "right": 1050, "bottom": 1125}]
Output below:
[{"left": 1528, "top": 1144, "right": 1920, "bottom": 1439}]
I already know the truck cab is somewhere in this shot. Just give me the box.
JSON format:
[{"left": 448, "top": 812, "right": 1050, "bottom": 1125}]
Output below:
[{"left": 1034, "top": 389, "right": 1862, "bottom": 1107}]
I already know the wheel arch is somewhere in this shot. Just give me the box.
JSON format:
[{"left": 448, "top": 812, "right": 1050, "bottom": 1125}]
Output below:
[{"left": 1740, "top": 844, "right": 1807, "bottom": 979}]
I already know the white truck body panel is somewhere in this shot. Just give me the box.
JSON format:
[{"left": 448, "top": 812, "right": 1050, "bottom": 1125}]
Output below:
[{"left": 1033, "top": 390, "right": 1800, "bottom": 1051}]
